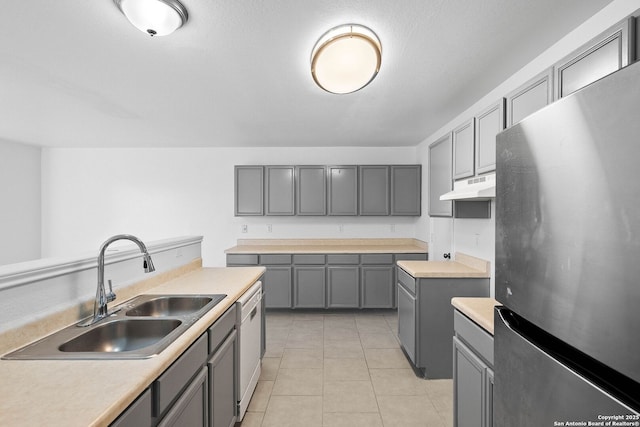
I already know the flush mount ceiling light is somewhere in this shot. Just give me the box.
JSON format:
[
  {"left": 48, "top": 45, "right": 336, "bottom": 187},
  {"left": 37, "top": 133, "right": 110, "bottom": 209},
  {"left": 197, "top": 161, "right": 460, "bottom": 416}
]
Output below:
[
  {"left": 114, "top": 0, "right": 188, "bottom": 37},
  {"left": 311, "top": 24, "right": 382, "bottom": 94}
]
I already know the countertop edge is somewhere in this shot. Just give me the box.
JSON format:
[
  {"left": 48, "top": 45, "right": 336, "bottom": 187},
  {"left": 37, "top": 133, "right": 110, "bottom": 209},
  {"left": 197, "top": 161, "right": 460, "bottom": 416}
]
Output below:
[{"left": 451, "top": 297, "right": 500, "bottom": 335}]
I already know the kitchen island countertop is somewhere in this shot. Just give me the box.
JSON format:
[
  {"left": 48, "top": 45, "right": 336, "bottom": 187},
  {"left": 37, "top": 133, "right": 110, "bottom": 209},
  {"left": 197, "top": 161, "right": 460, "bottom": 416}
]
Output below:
[
  {"left": 396, "top": 252, "right": 490, "bottom": 278},
  {"left": 0, "top": 265, "right": 264, "bottom": 427}
]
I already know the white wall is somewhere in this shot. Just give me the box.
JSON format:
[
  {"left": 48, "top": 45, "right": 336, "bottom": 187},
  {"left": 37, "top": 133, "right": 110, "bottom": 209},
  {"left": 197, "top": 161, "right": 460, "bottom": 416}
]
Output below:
[
  {"left": 41, "top": 146, "right": 420, "bottom": 267},
  {"left": 419, "top": 0, "right": 639, "bottom": 295},
  {"left": 0, "top": 140, "right": 41, "bottom": 265}
]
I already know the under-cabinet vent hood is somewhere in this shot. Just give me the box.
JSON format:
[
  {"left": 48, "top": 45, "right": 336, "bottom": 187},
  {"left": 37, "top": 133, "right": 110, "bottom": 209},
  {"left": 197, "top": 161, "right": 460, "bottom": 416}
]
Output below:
[{"left": 440, "top": 173, "right": 496, "bottom": 201}]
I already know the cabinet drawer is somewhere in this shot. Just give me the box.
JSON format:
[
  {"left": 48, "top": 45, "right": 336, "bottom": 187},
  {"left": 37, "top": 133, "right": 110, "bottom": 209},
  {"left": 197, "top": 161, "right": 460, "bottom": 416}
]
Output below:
[
  {"left": 293, "top": 254, "right": 325, "bottom": 265},
  {"left": 327, "top": 254, "right": 359, "bottom": 265},
  {"left": 208, "top": 305, "right": 236, "bottom": 355},
  {"left": 393, "top": 253, "right": 428, "bottom": 262},
  {"left": 396, "top": 267, "right": 416, "bottom": 295},
  {"left": 454, "top": 309, "right": 494, "bottom": 366},
  {"left": 361, "top": 254, "right": 393, "bottom": 265},
  {"left": 260, "top": 254, "right": 292, "bottom": 265},
  {"left": 226, "top": 254, "right": 258, "bottom": 265},
  {"left": 154, "top": 333, "right": 208, "bottom": 417}
]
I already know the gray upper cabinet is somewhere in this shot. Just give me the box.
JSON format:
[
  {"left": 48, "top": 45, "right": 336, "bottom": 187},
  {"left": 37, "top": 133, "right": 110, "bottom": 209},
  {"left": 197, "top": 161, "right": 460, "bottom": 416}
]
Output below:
[
  {"left": 265, "top": 166, "right": 295, "bottom": 216},
  {"left": 505, "top": 68, "right": 553, "bottom": 127},
  {"left": 296, "top": 166, "right": 326, "bottom": 216},
  {"left": 453, "top": 119, "right": 475, "bottom": 180},
  {"left": 234, "top": 166, "right": 263, "bottom": 216},
  {"left": 391, "top": 165, "right": 421, "bottom": 216},
  {"left": 359, "top": 165, "right": 390, "bottom": 216},
  {"left": 554, "top": 17, "right": 634, "bottom": 99},
  {"left": 429, "top": 134, "right": 453, "bottom": 217},
  {"left": 475, "top": 100, "right": 505, "bottom": 174},
  {"left": 328, "top": 166, "right": 358, "bottom": 216}
]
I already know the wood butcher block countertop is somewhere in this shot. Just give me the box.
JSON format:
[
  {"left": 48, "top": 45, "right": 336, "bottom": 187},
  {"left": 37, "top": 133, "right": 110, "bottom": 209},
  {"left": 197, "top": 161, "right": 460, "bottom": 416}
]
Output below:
[
  {"left": 225, "top": 238, "right": 428, "bottom": 254},
  {"left": 0, "top": 264, "right": 264, "bottom": 427},
  {"left": 451, "top": 297, "right": 501, "bottom": 335},
  {"left": 396, "top": 252, "right": 490, "bottom": 278}
]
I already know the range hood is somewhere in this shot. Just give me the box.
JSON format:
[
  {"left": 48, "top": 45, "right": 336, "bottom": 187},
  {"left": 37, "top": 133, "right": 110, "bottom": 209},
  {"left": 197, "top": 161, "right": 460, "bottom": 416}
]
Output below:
[{"left": 440, "top": 173, "right": 496, "bottom": 201}]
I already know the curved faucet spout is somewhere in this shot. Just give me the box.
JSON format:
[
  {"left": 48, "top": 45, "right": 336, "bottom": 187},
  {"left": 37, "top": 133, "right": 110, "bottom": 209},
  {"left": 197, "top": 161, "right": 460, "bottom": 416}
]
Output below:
[{"left": 78, "top": 234, "right": 156, "bottom": 327}]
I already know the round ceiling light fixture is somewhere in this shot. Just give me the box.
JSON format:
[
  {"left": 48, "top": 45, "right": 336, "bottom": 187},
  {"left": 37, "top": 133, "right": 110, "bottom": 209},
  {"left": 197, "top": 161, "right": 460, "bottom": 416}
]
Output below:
[
  {"left": 311, "top": 24, "right": 382, "bottom": 94},
  {"left": 114, "top": 0, "right": 188, "bottom": 37}
]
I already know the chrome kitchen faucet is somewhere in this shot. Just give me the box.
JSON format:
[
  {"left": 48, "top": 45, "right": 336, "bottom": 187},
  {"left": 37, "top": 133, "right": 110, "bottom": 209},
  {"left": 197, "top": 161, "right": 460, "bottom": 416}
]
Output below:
[{"left": 78, "top": 234, "right": 155, "bottom": 327}]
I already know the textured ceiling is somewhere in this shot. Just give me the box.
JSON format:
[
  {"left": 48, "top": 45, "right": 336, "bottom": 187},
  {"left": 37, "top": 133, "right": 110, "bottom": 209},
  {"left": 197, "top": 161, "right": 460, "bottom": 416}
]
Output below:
[{"left": 0, "top": 0, "right": 613, "bottom": 148}]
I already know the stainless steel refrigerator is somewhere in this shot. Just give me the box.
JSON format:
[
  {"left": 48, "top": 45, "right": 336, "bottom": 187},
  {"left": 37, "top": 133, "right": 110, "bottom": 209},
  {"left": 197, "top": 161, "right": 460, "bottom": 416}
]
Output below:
[{"left": 494, "top": 60, "right": 640, "bottom": 425}]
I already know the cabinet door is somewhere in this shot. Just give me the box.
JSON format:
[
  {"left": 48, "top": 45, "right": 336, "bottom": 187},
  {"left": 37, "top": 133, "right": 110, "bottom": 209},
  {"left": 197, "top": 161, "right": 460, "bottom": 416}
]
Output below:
[
  {"left": 327, "top": 166, "right": 358, "bottom": 215},
  {"left": 157, "top": 366, "right": 208, "bottom": 427},
  {"left": 506, "top": 68, "right": 553, "bottom": 127},
  {"left": 358, "top": 165, "right": 390, "bottom": 216},
  {"left": 327, "top": 266, "right": 359, "bottom": 308},
  {"left": 453, "top": 337, "right": 488, "bottom": 427},
  {"left": 208, "top": 332, "right": 237, "bottom": 427},
  {"left": 111, "top": 389, "right": 152, "bottom": 427},
  {"left": 397, "top": 282, "right": 416, "bottom": 363},
  {"left": 486, "top": 368, "right": 494, "bottom": 427},
  {"left": 265, "top": 166, "right": 295, "bottom": 216},
  {"left": 554, "top": 17, "right": 633, "bottom": 99},
  {"left": 234, "top": 166, "right": 263, "bottom": 216},
  {"left": 293, "top": 267, "right": 326, "bottom": 308},
  {"left": 361, "top": 266, "right": 394, "bottom": 308},
  {"left": 453, "top": 119, "right": 475, "bottom": 180},
  {"left": 475, "top": 100, "right": 505, "bottom": 174},
  {"left": 391, "top": 165, "right": 421, "bottom": 216},
  {"left": 263, "top": 266, "right": 292, "bottom": 308},
  {"left": 296, "top": 166, "right": 326, "bottom": 215},
  {"left": 428, "top": 134, "right": 453, "bottom": 217}
]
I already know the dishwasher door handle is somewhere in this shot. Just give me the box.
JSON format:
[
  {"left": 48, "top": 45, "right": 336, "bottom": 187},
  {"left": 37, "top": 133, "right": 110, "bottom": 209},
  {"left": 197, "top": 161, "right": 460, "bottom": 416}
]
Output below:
[{"left": 250, "top": 306, "right": 258, "bottom": 320}]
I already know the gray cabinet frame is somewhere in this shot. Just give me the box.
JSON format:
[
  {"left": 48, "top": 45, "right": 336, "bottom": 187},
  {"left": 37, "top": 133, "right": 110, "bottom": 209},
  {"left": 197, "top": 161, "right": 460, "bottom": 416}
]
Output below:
[
  {"left": 327, "top": 165, "right": 358, "bottom": 216},
  {"left": 234, "top": 166, "right": 264, "bottom": 216},
  {"left": 327, "top": 266, "right": 360, "bottom": 308},
  {"left": 265, "top": 166, "right": 295, "bottom": 216},
  {"left": 208, "top": 330, "right": 237, "bottom": 427},
  {"left": 358, "top": 165, "right": 390, "bottom": 216},
  {"left": 293, "top": 266, "right": 326, "bottom": 308},
  {"left": 361, "top": 266, "right": 394, "bottom": 308},
  {"left": 453, "top": 119, "right": 475, "bottom": 180},
  {"left": 391, "top": 165, "right": 421, "bottom": 216},
  {"left": 428, "top": 134, "right": 453, "bottom": 217},
  {"left": 554, "top": 17, "right": 634, "bottom": 99},
  {"left": 475, "top": 100, "right": 505, "bottom": 174},
  {"left": 505, "top": 68, "right": 554, "bottom": 127},
  {"left": 296, "top": 166, "right": 327, "bottom": 216}
]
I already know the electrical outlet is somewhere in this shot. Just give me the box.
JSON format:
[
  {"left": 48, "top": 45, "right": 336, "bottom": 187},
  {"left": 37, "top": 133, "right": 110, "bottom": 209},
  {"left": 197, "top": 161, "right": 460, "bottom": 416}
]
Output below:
[
  {"left": 241, "top": 224, "right": 248, "bottom": 233},
  {"left": 267, "top": 224, "right": 272, "bottom": 233}
]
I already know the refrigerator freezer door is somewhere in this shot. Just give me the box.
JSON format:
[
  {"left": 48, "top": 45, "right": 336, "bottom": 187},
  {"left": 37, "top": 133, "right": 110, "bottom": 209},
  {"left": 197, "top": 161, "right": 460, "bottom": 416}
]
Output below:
[
  {"left": 494, "top": 308, "right": 637, "bottom": 426},
  {"left": 495, "top": 61, "right": 640, "bottom": 383}
]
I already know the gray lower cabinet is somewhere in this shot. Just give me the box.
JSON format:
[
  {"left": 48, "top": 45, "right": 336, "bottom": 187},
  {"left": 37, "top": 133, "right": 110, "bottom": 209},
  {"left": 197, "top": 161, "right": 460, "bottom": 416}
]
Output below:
[
  {"left": 293, "top": 264, "right": 326, "bottom": 308},
  {"left": 262, "top": 266, "right": 292, "bottom": 308},
  {"left": 361, "top": 266, "right": 394, "bottom": 308},
  {"left": 111, "top": 389, "right": 153, "bottom": 427},
  {"left": 554, "top": 17, "right": 633, "bottom": 99},
  {"left": 453, "top": 309, "right": 494, "bottom": 427},
  {"left": 396, "top": 267, "right": 489, "bottom": 379},
  {"left": 157, "top": 366, "right": 208, "bottom": 427},
  {"left": 359, "top": 165, "right": 390, "bottom": 216},
  {"left": 391, "top": 165, "right": 421, "bottom": 216},
  {"left": 428, "top": 134, "right": 453, "bottom": 217},
  {"left": 452, "top": 119, "right": 475, "bottom": 180},
  {"left": 327, "top": 166, "right": 358, "bottom": 215},
  {"left": 505, "top": 68, "right": 553, "bottom": 127},
  {"left": 296, "top": 166, "right": 326, "bottom": 215},
  {"left": 208, "top": 330, "right": 237, "bottom": 427},
  {"left": 265, "top": 166, "right": 295, "bottom": 216},
  {"left": 327, "top": 266, "right": 360, "bottom": 308},
  {"left": 474, "top": 100, "right": 505, "bottom": 174},
  {"left": 234, "top": 166, "right": 264, "bottom": 216}
]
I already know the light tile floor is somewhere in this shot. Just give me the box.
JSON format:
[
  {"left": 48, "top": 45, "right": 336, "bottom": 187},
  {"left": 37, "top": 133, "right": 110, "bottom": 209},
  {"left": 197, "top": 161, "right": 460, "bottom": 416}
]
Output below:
[{"left": 237, "top": 310, "right": 453, "bottom": 427}]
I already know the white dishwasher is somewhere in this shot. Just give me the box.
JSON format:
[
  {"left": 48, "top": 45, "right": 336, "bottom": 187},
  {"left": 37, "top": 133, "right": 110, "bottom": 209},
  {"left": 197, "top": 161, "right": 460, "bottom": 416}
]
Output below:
[{"left": 236, "top": 281, "right": 262, "bottom": 421}]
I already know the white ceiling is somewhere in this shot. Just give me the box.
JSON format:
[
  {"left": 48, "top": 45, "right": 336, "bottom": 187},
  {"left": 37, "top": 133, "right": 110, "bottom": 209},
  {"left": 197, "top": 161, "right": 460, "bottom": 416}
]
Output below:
[{"left": 0, "top": 0, "right": 613, "bottom": 148}]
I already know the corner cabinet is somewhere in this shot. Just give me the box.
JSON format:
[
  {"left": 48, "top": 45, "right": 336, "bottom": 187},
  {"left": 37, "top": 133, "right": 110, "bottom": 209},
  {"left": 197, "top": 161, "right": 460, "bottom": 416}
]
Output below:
[
  {"left": 428, "top": 134, "right": 453, "bottom": 217},
  {"left": 453, "top": 309, "right": 494, "bottom": 427}
]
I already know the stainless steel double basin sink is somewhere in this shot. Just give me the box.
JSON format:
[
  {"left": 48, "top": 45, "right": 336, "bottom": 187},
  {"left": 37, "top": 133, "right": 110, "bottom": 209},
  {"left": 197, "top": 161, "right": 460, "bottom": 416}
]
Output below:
[{"left": 3, "top": 294, "right": 227, "bottom": 360}]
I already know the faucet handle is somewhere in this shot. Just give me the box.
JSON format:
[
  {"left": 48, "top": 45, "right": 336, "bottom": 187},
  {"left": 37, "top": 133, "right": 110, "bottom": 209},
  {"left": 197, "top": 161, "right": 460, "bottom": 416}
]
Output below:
[{"left": 106, "top": 279, "right": 116, "bottom": 302}]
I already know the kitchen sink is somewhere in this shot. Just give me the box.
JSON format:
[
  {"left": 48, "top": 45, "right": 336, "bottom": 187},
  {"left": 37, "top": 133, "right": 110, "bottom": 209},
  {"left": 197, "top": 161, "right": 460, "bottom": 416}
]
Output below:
[
  {"left": 58, "top": 319, "right": 182, "bottom": 353},
  {"left": 126, "top": 295, "right": 220, "bottom": 317},
  {"left": 2, "top": 293, "right": 227, "bottom": 360}
]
